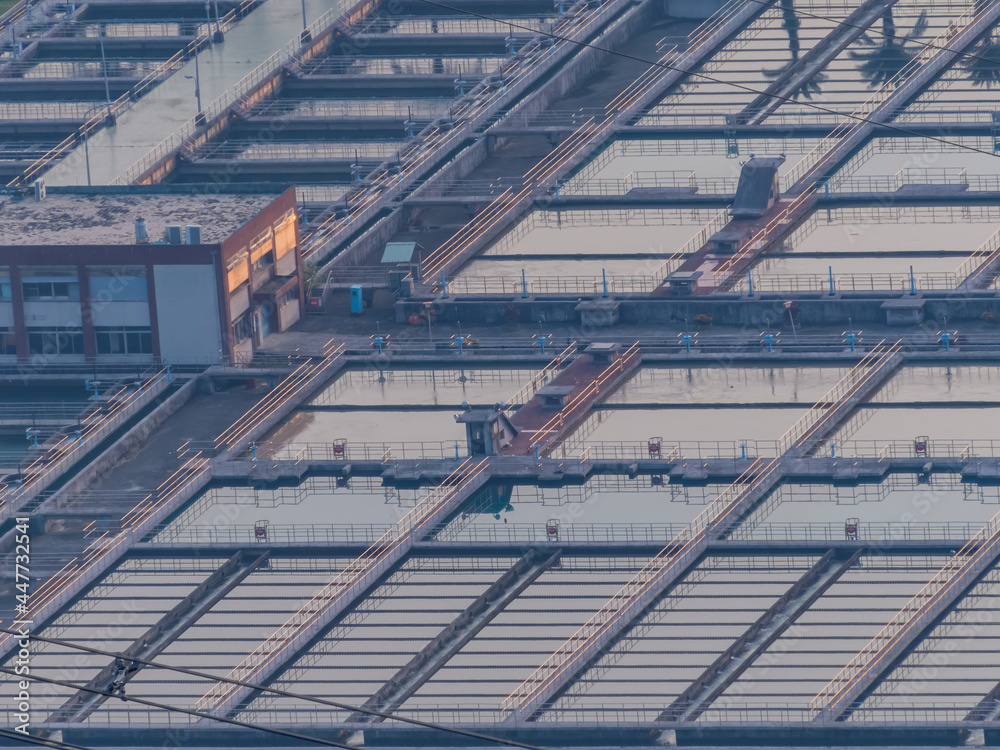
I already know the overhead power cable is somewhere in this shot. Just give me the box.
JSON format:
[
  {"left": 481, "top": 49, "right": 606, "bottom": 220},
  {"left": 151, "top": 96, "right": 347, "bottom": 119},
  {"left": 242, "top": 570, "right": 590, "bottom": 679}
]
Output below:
[
  {"left": 742, "top": 0, "right": 1000, "bottom": 67},
  {"left": 415, "top": 0, "right": 1000, "bottom": 163},
  {"left": 0, "top": 728, "right": 94, "bottom": 750},
  {"left": 0, "top": 628, "right": 549, "bottom": 750},
  {"left": 0, "top": 665, "right": 356, "bottom": 750}
]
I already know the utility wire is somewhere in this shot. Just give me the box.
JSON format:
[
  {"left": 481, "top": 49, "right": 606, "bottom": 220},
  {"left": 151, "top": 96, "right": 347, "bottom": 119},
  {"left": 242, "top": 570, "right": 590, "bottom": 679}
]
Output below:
[
  {"left": 417, "top": 0, "right": 1000, "bottom": 164},
  {"left": 0, "top": 628, "right": 549, "bottom": 750},
  {"left": 0, "top": 728, "right": 93, "bottom": 750},
  {"left": 743, "top": 0, "right": 1000, "bottom": 67},
  {"left": 0, "top": 666, "right": 356, "bottom": 750}
]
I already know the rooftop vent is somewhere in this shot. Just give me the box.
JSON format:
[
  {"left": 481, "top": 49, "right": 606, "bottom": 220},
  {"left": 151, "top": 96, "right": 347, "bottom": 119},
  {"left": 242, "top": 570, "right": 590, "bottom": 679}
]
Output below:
[
  {"left": 134, "top": 217, "right": 149, "bottom": 243},
  {"left": 165, "top": 225, "right": 183, "bottom": 244},
  {"left": 185, "top": 225, "right": 202, "bottom": 245}
]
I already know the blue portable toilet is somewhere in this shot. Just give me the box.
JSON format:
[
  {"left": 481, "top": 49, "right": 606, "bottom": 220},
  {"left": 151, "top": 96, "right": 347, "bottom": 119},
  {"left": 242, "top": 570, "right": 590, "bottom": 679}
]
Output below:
[{"left": 350, "top": 285, "right": 363, "bottom": 315}]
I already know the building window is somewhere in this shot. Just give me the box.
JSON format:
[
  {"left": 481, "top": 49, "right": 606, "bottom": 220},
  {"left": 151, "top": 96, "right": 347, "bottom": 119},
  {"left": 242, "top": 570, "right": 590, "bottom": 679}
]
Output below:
[
  {"left": 20, "top": 267, "right": 80, "bottom": 301},
  {"left": 95, "top": 326, "right": 153, "bottom": 355},
  {"left": 252, "top": 251, "right": 274, "bottom": 271},
  {"left": 283, "top": 286, "right": 299, "bottom": 305},
  {"left": 22, "top": 281, "right": 80, "bottom": 301},
  {"left": 232, "top": 313, "right": 253, "bottom": 344},
  {"left": 88, "top": 266, "right": 148, "bottom": 302},
  {"left": 0, "top": 267, "right": 10, "bottom": 300},
  {"left": 0, "top": 327, "right": 15, "bottom": 355},
  {"left": 27, "top": 328, "right": 84, "bottom": 356}
]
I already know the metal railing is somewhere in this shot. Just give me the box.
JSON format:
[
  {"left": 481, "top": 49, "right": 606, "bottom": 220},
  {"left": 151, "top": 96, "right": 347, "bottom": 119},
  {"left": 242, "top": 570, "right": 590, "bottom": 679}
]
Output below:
[
  {"left": 215, "top": 341, "right": 344, "bottom": 453},
  {"left": 444, "top": 273, "right": 658, "bottom": 296},
  {"left": 727, "top": 520, "right": 984, "bottom": 544},
  {"left": 1, "top": 59, "right": 163, "bottom": 79},
  {"left": 296, "top": 184, "right": 353, "bottom": 203},
  {"left": 16, "top": 699, "right": 986, "bottom": 728},
  {"left": 505, "top": 341, "right": 577, "bottom": 408},
  {"left": 249, "top": 96, "right": 455, "bottom": 119},
  {"left": 301, "top": 54, "right": 503, "bottom": 77},
  {"left": 500, "top": 455, "right": 780, "bottom": 718},
  {"left": 419, "top": 0, "right": 762, "bottom": 282},
  {"left": 112, "top": 0, "right": 351, "bottom": 186},
  {"left": 778, "top": 341, "right": 900, "bottom": 454},
  {"left": 197, "top": 458, "right": 490, "bottom": 715},
  {"left": 193, "top": 139, "right": 401, "bottom": 161},
  {"left": 955, "top": 225, "right": 1000, "bottom": 285},
  {"left": 151, "top": 522, "right": 396, "bottom": 546},
  {"left": 532, "top": 343, "right": 641, "bottom": 455},
  {"left": 304, "top": 0, "right": 635, "bottom": 264},
  {"left": 227, "top": 435, "right": 1000, "bottom": 464},
  {"left": 0, "top": 100, "right": 104, "bottom": 120},
  {"left": 44, "top": 18, "right": 211, "bottom": 37},
  {"left": 734, "top": 272, "right": 962, "bottom": 294},
  {"left": 8, "top": 0, "right": 260, "bottom": 187},
  {"left": 353, "top": 15, "right": 553, "bottom": 35},
  {"left": 651, "top": 209, "right": 729, "bottom": 285},
  {"left": 564, "top": 171, "right": 739, "bottom": 196},
  {"left": 258, "top": 440, "right": 469, "bottom": 462},
  {"left": 0, "top": 370, "right": 170, "bottom": 520},
  {"left": 822, "top": 168, "right": 1000, "bottom": 195},
  {"left": 0, "top": 401, "right": 96, "bottom": 425},
  {"left": 781, "top": 3, "right": 995, "bottom": 191}
]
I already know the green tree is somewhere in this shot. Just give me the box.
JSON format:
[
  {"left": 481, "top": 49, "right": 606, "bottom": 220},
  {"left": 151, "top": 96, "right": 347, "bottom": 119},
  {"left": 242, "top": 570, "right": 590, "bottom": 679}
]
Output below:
[
  {"left": 849, "top": 9, "right": 929, "bottom": 89},
  {"left": 301, "top": 261, "right": 322, "bottom": 297}
]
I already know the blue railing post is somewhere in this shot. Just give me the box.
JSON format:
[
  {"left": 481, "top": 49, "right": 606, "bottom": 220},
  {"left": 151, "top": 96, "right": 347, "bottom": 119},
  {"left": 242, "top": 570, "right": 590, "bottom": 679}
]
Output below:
[
  {"left": 829, "top": 266, "right": 836, "bottom": 296},
  {"left": 602, "top": 268, "right": 608, "bottom": 298},
  {"left": 740, "top": 443, "right": 747, "bottom": 460},
  {"left": 747, "top": 269, "right": 754, "bottom": 297},
  {"left": 455, "top": 442, "right": 461, "bottom": 459},
  {"left": 909, "top": 265, "right": 917, "bottom": 296},
  {"left": 441, "top": 271, "right": 448, "bottom": 299},
  {"left": 534, "top": 444, "right": 540, "bottom": 460},
  {"left": 522, "top": 269, "right": 528, "bottom": 299},
  {"left": 830, "top": 442, "right": 837, "bottom": 458},
  {"left": 251, "top": 443, "right": 258, "bottom": 461}
]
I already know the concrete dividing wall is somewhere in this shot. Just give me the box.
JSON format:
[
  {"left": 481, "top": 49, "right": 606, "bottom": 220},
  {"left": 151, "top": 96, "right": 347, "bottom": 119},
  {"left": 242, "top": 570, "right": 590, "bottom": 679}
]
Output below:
[
  {"left": 408, "top": 136, "right": 493, "bottom": 199},
  {"left": 323, "top": 0, "right": 654, "bottom": 270},
  {"left": 39, "top": 377, "right": 199, "bottom": 511},
  {"left": 665, "top": 0, "right": 729, "bottom": 19},
  {"left": 329, "top": 206, "right": 407, "bottom": 268},
  {"left": 398, "top": 294, "right": 1000, "bottom": 328},
  {"left": 504, "top": 0, "right": 657, "bottom": 127}
]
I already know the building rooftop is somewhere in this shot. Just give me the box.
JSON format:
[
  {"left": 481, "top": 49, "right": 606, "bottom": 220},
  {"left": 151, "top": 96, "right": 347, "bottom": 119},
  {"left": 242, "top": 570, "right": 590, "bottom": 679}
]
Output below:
[{"left": 0, "top": 192, "right": 280, "bottom": 246}]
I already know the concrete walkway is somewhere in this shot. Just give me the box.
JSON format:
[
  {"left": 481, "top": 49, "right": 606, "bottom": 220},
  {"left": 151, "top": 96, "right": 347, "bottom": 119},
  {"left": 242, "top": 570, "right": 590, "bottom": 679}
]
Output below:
[{"left": 44, "top": 0, "right": 343, "bottom": 186}]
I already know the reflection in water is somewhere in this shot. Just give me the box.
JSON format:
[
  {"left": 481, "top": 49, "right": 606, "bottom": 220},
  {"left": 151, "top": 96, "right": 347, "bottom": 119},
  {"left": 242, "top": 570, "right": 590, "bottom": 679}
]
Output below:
[
  {"left": 964, "top": 0, "right": 1000, "bottom": 88},
  {"left": 849, "top": 8, "right": 928, "bottom": 88},
  {"left": 762, "top": 0, "right": 826, "bottom": 100}
]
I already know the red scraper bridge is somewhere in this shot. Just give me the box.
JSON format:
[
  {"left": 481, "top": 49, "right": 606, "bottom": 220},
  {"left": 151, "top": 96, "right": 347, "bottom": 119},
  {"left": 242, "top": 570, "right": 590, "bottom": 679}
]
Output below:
[{"left": 503, "top": 343, "right": 641, "bottom": 456}]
